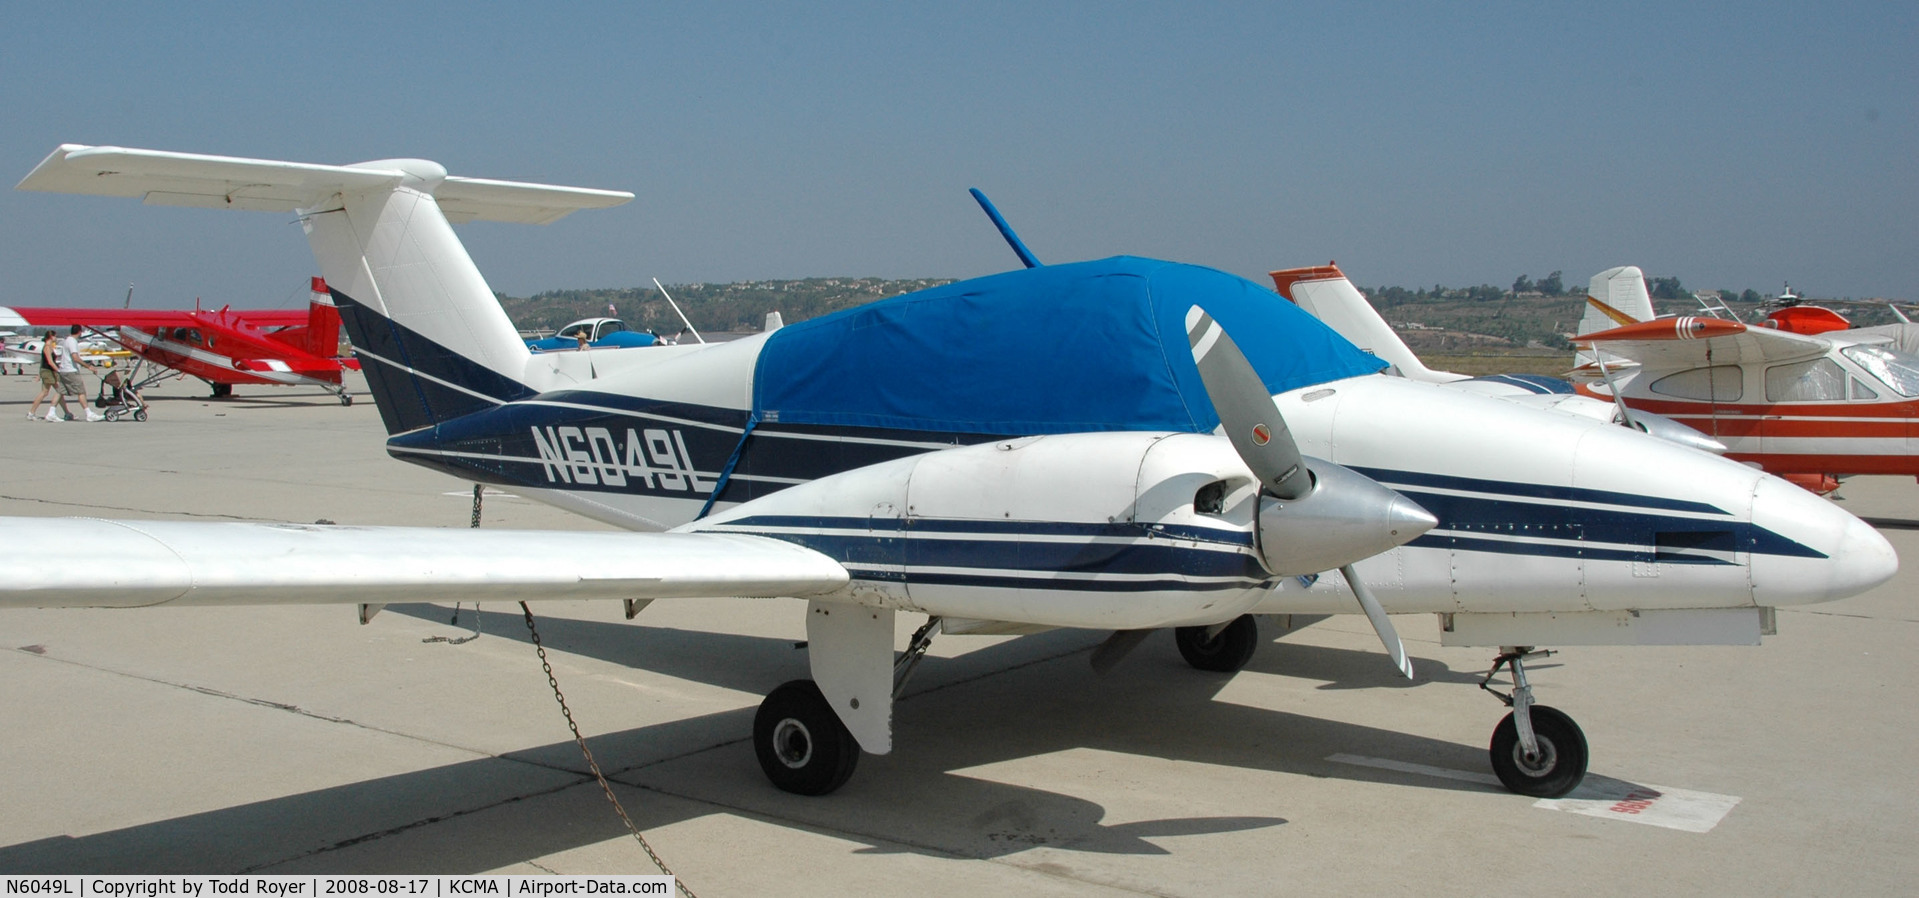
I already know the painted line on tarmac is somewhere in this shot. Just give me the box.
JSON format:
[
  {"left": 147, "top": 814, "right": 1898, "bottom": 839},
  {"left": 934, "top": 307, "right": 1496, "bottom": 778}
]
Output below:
[
  {"left": 1327, "top": 754, "right": 1741, "bottom": 832},
  {"left": 1326, "top": 753, "right": 1501, "bottom": 786}
]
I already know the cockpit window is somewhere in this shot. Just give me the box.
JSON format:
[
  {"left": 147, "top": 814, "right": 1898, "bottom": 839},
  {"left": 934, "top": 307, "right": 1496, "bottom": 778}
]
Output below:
[
  {"left": 1841, "top": 344, "right": 1919, "bottom": 397},
  {"left": 600, "top": 320, "right": 628, "bottom": 336},
  {"left": 558, "top": 323, "right": 588, "bottom": 339},
  {"left": 1765, "top": 359, "right": 1847, "bottom": 402}
]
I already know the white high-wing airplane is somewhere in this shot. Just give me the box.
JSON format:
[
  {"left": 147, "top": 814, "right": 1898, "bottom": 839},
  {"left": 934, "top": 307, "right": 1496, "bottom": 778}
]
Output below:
[
  {"left": 1, "top": 145, "right": 1897, "bottom": 801},
  {"left": 1271, "top": 263, "right": 1728, "bottom": 454}
]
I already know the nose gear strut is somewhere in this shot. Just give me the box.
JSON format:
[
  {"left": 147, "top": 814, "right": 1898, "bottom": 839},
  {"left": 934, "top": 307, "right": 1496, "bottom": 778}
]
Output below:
[{"left": 1479, "top": 646, "right": 1589, "bottom": 798}]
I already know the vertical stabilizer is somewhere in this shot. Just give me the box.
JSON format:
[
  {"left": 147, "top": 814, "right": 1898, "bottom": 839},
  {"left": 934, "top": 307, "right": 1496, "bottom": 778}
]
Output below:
[
  {"left": 1271, "top": 264, "right": 1465, "bottom": 383},
  {"left": 1576, "top": 266, "right": 1655, "bottom": 371}
]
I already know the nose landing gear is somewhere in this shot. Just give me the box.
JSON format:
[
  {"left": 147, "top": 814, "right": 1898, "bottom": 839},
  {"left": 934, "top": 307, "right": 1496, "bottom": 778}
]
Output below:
[{"left": 1480, "top": 647, "right": 1588, "bottom": 798}]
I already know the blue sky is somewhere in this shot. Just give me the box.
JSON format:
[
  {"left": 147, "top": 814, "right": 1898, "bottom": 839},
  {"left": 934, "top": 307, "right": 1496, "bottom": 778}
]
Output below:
[{"left": 1, "top": 2, "right": 1912, "bottom": 310}]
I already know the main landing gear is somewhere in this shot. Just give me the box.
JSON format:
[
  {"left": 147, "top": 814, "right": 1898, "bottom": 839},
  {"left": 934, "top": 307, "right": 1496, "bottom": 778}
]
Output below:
[
  {"left": 1480, "top": 647, "right": 1588, "bottom": 797},
  {"left": 333, "top": 386, "right": 353, "bottom": 406},
  {"left": 753, "top": 680, "right": 860, "bottom": 795},
  {"left": 752, "top": 616, "right": 944, "bottom": 796},
  {"left": 1174, "top": 615, "right": 1260, "bottom": 672}
]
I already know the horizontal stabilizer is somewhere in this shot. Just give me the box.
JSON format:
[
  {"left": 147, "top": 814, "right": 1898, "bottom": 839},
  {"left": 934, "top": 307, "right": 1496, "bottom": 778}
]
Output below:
[
  {"left": 17, "top": 144, "right": 632, "bottom": 224},
  {"left": 0, "top": 518, "right": 847, "bottom": 609}
]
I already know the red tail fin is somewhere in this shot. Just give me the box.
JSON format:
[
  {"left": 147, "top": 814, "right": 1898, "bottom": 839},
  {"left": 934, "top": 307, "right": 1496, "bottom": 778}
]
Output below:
[{"left": 304, "top": 277, "right": 344, "bottom": 358}]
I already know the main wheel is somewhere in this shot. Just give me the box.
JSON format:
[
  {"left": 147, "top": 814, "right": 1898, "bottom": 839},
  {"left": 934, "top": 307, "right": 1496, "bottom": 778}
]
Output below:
[
  {"left": 1174, "top": 615, "right": 1259, "bottom": 672},
  {"left": 754, "top": 679, "right": 860, "bottom": 796},
  {"left": 341, "top": 394, "right": 353, "bottom": 406},
  {"left": 210, "top": 383, "right": 232, "bottom": 398},
  {"left": 1489, "top": 705, "right": 1588, "bottom": 798}
]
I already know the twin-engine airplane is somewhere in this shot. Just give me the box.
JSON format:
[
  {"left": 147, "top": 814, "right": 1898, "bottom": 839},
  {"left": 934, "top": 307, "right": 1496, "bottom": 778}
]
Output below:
[
  {"left": 0, "top": 277, "right": 360, "bottom": 404},
  {"left": 1569, "top": 266, "right": 1919, "bottom": 493},
  {"left": 1, "top": 144, "right": 1897, "bottom": 801}
]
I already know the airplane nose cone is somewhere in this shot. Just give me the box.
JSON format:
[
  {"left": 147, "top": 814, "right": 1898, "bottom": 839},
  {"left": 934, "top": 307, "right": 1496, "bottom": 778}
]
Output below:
[
  {"left": 1751, "top": 476, "right": 1898, "bottom": 605},
  {"left": 1826, "top": 507, "right": 1899, "bottom": 600}
]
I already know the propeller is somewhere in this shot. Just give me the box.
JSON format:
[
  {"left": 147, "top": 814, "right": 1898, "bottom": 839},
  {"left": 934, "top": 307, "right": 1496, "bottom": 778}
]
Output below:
[{"left": 1185, "top": 306, "right": 1431, "bottom": 679}]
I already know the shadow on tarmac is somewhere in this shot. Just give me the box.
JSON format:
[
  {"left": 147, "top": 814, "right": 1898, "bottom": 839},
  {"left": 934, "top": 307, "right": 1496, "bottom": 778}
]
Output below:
[{"left": 0, "top": 607, "right": 1514, "bottom": 873}]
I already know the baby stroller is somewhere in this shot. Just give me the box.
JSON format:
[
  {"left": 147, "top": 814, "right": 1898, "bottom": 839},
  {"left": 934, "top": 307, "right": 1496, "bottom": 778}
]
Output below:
[{"left": 94, "top": 369, "right": 148, "bottom": 422}]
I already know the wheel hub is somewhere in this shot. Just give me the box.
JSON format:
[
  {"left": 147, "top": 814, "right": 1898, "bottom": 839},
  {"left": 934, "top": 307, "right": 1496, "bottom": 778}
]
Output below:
[
  {"left": 772, "top": 717, "right": 813, "bottom": 769},
  {"left": 1513, "top": 735, "right": 1558, "bottom": 776}
]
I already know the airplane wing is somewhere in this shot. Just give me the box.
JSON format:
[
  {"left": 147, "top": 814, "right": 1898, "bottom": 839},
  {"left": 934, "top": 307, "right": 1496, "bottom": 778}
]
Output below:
[
  {"left": 0, "top": 306, "right": 200, "bottom": 330},
  {"left": 0, "top": 519, "right": 848, "bottom": 609},
  {"left": 1574, "top": 316, "right": 1830, "bottom": 368},
  {"left": 16, "top": 145, "right": 632, "bottom": 224}
]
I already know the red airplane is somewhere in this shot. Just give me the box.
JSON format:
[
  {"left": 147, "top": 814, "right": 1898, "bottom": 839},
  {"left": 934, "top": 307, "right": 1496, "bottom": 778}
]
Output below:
[
  {"left": 0, "top": 277, "right": 359, "bottom": 404},
  {"left": 1572, "top": 271, "right": 1919, "bottom": 494}
]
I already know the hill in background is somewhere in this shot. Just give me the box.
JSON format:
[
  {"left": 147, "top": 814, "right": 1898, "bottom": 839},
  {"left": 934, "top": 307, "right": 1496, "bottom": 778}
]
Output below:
[{"left": 496, "top": 273, "right": 1902, "bottom": 378}]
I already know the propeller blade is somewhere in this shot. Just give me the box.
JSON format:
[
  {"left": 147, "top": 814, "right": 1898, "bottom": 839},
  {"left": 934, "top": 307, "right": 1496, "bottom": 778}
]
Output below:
[
  {"left": 1184, "top": 306, "right": 1310, "bottom": 499},
  {"left": 1340, "top": 563, "right": 1413, "bottom": 680}
]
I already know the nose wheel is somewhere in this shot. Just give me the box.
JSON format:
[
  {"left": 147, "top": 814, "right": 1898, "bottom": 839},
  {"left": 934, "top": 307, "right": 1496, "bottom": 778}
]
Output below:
[{"left": 1480, "top": 647, "right": 1587, "bottom": 798}]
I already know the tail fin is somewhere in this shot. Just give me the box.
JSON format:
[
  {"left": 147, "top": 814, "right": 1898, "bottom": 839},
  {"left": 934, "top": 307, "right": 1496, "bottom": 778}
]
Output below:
[
  {"left": 18, "top": 144, "right": 632, "bottom": 433},
  {"left": 1271, "top": 264, "right": 1465, "bottom": 383},
  {"left": 293, "top": 276, "right": 344, "bottom": 360},
  {"left": 1575, "top": 266, "right": 1655, "bottom": 372}
]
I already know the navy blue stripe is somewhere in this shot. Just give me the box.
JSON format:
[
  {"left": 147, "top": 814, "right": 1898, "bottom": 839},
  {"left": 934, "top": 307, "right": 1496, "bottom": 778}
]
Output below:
[
  {"left": 728, "top": 528, "right": 1266, "bottom": 579},
  {"left": 1396, "top": 489, "right": 1823, "bottom": 559},
  {"left": 854, "top": 571, "right": 1268, "bottom": 593},
  {"left": 1420, "top": 534, "right": 1735, "bottom": 565},
  {"left": 1352, "top": 466, "right": 1726, "bottom": 516}
]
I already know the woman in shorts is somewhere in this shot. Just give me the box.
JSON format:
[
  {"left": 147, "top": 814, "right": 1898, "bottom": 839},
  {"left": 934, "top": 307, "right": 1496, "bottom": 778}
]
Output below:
[{"left": 28, "top": 332, "right": 63, "bottom": 420}]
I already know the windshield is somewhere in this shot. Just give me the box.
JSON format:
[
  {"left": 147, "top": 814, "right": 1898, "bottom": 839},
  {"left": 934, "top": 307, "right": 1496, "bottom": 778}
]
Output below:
[{"left": 1841, "top": 344, "right": 1919, "bottom": 397}]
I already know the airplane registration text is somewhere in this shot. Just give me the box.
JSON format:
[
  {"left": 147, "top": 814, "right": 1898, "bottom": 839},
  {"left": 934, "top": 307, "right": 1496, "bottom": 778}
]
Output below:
[{"left": 529, "top": 426, "right": 715, "bottom": 492}]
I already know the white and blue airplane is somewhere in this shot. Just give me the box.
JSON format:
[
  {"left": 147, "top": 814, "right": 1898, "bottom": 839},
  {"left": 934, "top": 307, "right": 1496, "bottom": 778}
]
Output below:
[{"left": 1, "top": 144, "right": 1897, "bottom": 800}]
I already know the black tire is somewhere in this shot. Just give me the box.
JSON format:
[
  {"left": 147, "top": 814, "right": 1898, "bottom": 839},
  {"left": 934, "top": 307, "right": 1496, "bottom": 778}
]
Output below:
[
  {"left": 210, "top": 382, "right": 232, "bottom": 398},
  {"left": 133, "top": 409, "right": 148, "bottom": 422},
  {"left": 1174, "top": 615, "right": 1259, "bottom": 672},
  {"left": 753, "top": 679, "right": 860, "bottom": 796},
  {"left": 103, "top": 409, "right": 119, "bottom": 422},
  {"left": 1489, "top": 705, "right": 1588, "bottom": 798},
  {"left": 341, "top": 394, "right": 353, "bottom": 406}
]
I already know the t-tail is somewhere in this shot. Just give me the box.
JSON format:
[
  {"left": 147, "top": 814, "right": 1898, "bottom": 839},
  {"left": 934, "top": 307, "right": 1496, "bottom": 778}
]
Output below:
[{"left": 16, "top": 145, "right": 633, "bottom": 435}]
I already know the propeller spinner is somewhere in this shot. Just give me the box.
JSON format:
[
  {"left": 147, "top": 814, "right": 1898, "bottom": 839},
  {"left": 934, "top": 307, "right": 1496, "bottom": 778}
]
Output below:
[{"left": 1184, "top": 306, "right": 1434, "bottom": 678}]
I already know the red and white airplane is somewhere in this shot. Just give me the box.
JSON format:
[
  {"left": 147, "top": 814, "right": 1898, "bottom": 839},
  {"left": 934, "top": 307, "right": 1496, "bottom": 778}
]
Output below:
[
  {"left": 0, "top": 277, "right": 360, "bottom": 403},
  {"left": 1570, "top": 267, "right": 1919, "bottom": 493}
]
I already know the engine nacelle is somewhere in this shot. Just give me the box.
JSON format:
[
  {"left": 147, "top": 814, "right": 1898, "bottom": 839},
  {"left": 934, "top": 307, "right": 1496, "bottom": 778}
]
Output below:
[{"left": 693, "top": 431, "right": 1433, "bottom": 629}]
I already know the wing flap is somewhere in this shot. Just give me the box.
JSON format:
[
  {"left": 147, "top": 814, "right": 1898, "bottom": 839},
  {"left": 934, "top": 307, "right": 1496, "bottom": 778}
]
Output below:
[{"left": 0, "top": 518, "right": 848, "bottom": 609}]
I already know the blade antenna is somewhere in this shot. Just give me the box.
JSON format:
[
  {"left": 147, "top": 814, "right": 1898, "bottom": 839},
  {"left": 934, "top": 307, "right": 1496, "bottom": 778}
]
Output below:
[
  {"left": 652, "top": 278, "right": 705, "bottom": 344},
  {"left": 969, "top": 188, "right": 1042, "bottom": 269}
]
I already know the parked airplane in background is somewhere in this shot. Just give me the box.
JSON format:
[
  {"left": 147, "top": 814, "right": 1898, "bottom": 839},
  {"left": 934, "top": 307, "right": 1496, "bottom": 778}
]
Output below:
[
  {"left": 1269, "top": 263, "right": 1726, "bottom": 455},
  {"left": 0, "top": 144, "right": 1896, "bottom": 803},
  {"left": 525, "top": 317, "right": 661, "bottom": 351},
  {"left": 1570, "top": 267, "right": 1919, "bottom": 493},
  {"left": 0, "top": 277, "right": 360, "bottom": 404}
]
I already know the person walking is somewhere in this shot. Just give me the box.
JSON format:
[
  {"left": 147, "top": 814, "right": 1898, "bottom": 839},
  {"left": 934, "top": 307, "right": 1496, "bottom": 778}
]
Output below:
[
  {"left": 28, "top": 331, "right": 61, "bottom": 420},
  {"left": 53, "top": 325, "right": 104, "bottom": 422}
]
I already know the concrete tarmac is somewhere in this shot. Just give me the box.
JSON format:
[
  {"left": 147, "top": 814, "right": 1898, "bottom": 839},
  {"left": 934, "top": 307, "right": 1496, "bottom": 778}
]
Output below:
[{"left": 1, "top": 371, "right": 1915, "bottom": 895}]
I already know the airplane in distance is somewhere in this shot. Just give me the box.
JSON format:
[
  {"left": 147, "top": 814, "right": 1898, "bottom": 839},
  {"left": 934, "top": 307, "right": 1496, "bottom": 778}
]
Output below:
[
  {"left": 0, "top": 144, "right": 1896, "bottom": 802},
  {"left": 0, "top": 277, "right": 361, "bottom": 404},
  {"left": 1268, "top": 263, "right": 1727, "bottom": 455},
  {"left": 1569, "top": 267, "right": 1919, "bottom": 494}
]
